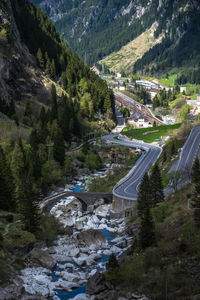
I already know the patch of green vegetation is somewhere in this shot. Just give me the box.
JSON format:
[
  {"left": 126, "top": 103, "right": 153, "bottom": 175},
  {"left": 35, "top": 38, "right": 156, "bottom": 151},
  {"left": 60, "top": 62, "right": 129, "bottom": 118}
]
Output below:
[
  {"left": 170, "top": 97, "right": 186, "bottom": 109},
  {"left": 158, "top": 74, "right": 179, "bottom": 87},
  {"left": 88, "top": 149, "right": 140, "bottom": 192},
  {"left": 3, "top": 227, "right": 36, "bottom": 249},
  {"left": 122, "top": 124, "right": 181, "bottom": 143},
  {"left": 106, "top": 184, "right": 200, "bottom": 298},
  {"left": 0, "top": 28, "right": 7, "bottom": 44},
  {"left": 88, "top": 167, "right": 130, "bottom": 192},
  {"left": 0, "top": 121, "right": 30, "bottom": 143}
]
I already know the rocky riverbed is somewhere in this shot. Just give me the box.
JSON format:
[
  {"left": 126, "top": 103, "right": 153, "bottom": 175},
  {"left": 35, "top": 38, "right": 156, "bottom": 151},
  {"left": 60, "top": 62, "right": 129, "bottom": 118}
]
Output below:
[{"left": 1, "top": 195, "right": 133, "bottom": 300}]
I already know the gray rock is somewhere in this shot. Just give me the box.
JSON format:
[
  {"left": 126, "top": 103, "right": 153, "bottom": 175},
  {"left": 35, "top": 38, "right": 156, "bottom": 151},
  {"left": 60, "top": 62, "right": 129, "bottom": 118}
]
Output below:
[
  {"left": 87, "top": 205, "right": 94, "bottom": 212},
  {"left": 25, "top": 248, "right": 56, "bottom": 269},
  {"left": 77, "top": 229, "right": 106, "bottom": 246},
  {"left": 0, "top": 277, "right": 47, "bottom": 300},
  {"left": 86, "top": 273, "right": 114, "bottom": 296},
  {"left": 94, "top": 198, "right": 105, "bottom": 208}
]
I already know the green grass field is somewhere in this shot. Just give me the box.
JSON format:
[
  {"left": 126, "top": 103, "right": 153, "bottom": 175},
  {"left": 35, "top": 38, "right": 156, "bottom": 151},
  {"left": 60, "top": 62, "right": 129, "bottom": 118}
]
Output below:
[
  {"left": 158, "top": 74, "right": 179, "bottom": 87},
  {"left": 122, "top": 123, "right": 181, "bottom": 143}
]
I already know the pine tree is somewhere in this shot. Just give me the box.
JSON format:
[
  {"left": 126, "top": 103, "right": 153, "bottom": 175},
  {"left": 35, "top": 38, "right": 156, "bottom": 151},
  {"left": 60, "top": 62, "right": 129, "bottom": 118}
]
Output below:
[
  {"left": 29, "top": 129, "right": 39, "bottom": 152},
  {"left": 51, "top": 121, "right": 65, "bottom": 166},
  {"left": 39, "top": 106, "right": 47, "bottom": 128},
  {"left": 103, "top": 93, "right": 111, "bottom": 112},
  {"left": 0, "top": 146, "right": 15, "bottom": 211},
  {"left": 50, "top": 84, "right": 58, "bottom": 121},
  {"left": 60, "top": 102, "right": 71, "bottom": 142},
  {"left": 36, "top": 48, "right": 44, "bottom": 69},
  {"left": 170, "top": 141, "right": 176, "bottom": 156},
  {"left": 150, "top": 163, "right": 164, "bottom": 206},
  {"left": 191, "top": 157, "right": 200, "bottom": 184},
  {"left": 191, "top": 189, "right": 200, "bottom": 228},
  {"left": 50, "top": 59, "right": 56, "bottom": 80},
  {"left": 53, "top": 128, "right": 65, "bottom": 166},
  {"left": 20, "top": 174, "right": 40, "bottom": 233},
  {"left": 45, "top": 57, "right": 51, "bottom": 75},
  {"left": 191, "top": 158, "right": 200, "bottom": 227},
  {"left": 137, "top": 173, "right": 152, "bottom": 216},
  {"left": 139, "top": 208, "right": 156, "bottom": 249}
]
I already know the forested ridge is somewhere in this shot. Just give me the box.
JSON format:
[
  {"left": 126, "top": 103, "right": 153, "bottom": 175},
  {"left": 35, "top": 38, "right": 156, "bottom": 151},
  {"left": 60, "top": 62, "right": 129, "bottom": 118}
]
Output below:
[
  {"left": 32, "top": 0, "right": 200, "bottom": 76},
  {"left": 0, "top": 0, "right": 115, "bottom": 262}
]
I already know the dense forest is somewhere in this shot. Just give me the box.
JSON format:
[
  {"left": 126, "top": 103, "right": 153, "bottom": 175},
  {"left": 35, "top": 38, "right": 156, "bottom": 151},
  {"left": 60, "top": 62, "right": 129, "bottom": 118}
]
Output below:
[
  {"left": 32, "top": 0, "right": 200, "bottom": 75},
  {"left": 31, "top": 0, "right": 159, "bottom": 65},
  {"left": 134, "top": 2, "right": 200, "bottom": 76},
  {"left": 0, "top": 0, "right": 115, "bottom": 242}
]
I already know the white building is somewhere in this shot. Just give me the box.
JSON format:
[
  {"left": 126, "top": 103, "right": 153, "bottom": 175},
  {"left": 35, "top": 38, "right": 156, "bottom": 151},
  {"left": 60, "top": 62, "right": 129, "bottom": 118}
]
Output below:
[
  {"left": 180, "top": 87, "right": 186, "bottom": 93},
  {"left": 135, "top": 80, "right": 162, "bottom": 91},
  {"left": 116, "top": 73, "right": 122, "bottom": 78},
  {"left": 119, "top": 86, "right": 125, "bottom": 91},
  {"left": 128, "top": 112, "right": 152, "bottom": 128}
]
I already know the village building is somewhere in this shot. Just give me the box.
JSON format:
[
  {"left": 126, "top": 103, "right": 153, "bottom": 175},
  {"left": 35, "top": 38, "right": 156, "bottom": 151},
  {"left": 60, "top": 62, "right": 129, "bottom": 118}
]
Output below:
[
  {"left": 116, "top": 72, "right": 122, "bottom": 78},
  {"left": 128, "top": 112, "right": 153, "bottom": 128},
  {"left": 180, "top": 86, "right": 186, "bottom": 93},
  {"left": 135, "top": 80, "right": 162, "bottom": 91}
]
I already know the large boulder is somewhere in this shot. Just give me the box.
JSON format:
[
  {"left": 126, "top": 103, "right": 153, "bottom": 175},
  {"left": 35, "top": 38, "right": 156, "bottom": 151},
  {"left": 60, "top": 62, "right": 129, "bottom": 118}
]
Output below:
[
  {"left": 25, "top": 248, "right": 56, "bottom": 269},
  {"left": 86, "top": 273, "right": 117, "bottom": 300},
  {"left": 77, "top": 230, "right": 106, "bottom": 247},
  {"left": 50, "top": 196, "right": 82, "bottom": 227}
]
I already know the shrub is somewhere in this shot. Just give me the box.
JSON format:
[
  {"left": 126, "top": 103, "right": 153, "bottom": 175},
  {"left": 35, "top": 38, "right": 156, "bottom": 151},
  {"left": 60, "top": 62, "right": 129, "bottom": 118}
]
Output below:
[{"left": 6, "top": 214, "right": 13, "bottom": 223}]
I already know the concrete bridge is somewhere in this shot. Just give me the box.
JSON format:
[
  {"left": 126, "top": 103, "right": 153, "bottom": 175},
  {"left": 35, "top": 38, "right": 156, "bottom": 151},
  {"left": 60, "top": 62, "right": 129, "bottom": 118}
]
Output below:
[{"left": 40, "top": 191, "right": 113, "bottom": 213}]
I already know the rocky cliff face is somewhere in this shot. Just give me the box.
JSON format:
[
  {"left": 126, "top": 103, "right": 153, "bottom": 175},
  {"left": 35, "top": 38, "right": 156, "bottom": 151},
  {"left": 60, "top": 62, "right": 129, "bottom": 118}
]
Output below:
[{"left": 0, "top": 0, "right": 52, "bottom": 106}]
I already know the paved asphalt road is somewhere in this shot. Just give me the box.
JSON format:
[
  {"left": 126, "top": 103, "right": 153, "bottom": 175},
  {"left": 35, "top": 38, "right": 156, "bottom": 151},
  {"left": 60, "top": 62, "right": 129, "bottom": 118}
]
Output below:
[
  {"left": 176, "top": 125, "right": 200, "bottom": 173},
  {"left": 102, "top": 134, "right": 162, "bottom": 200},
  {"left": 164, "top": 125, "right": 200, "bottom": 196},
  {"left": 103, "top": 125, "right": 200, "bottom": 201}
]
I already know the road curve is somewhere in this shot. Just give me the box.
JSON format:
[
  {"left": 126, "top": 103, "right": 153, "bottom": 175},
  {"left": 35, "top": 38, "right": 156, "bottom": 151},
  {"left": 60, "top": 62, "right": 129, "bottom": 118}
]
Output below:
[
  {"left": 103, "top": 126, "right": 200, "bottom": 201},
  {"left": 176, "top": 125, "right": 200, "bottom": 173},
  {"left": 102, "top": 134, "right": 162, "bottom": 200}
]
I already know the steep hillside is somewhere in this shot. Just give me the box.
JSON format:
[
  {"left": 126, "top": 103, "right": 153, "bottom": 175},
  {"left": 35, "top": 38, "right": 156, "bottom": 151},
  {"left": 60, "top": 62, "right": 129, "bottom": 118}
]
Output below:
[
  {"left": 0, "top": 0, "right": 115, "bottom": 127},
  {"left": 31, "top": 0, "right": 158, "bottom": 65},
  {"left": 31, "top": 0, "right": 200, "bottom": 75},
  {"left": 100, "top": 23, "right": 163, "bottom": 73}
]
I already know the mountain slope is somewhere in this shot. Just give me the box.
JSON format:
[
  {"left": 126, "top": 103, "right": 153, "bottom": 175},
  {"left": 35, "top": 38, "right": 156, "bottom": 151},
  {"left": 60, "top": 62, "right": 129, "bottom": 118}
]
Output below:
[
  {"left": 100, "top": 23, "right": 163, "bottom": 73},
  {"left": 31, "top": 0, "right": 200, "bottom": 75},
  {"left": 31, "top": 0, "right": 158, "bottom": 65},
  {"left": 0, "top": 0, "right": 115, "bottom": 126}
]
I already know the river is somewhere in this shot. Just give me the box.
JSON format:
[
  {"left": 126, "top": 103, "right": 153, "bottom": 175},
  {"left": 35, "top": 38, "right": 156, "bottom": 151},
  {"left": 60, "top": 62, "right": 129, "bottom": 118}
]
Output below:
[{"left": 19, "top": 176, "right": 132, "bottom": 300}]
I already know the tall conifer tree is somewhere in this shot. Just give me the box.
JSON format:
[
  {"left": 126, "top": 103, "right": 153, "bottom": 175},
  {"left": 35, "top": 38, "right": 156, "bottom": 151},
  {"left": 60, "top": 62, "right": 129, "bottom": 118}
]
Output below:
[
  {"left": 150, "top": 163, "right": 164, "bottom": 206},
  {"left": 137, "top": 172, "right": 152, "bottom": 216},
  {"left": 139, "top": 208, "right": 156, "bottom": 249}
]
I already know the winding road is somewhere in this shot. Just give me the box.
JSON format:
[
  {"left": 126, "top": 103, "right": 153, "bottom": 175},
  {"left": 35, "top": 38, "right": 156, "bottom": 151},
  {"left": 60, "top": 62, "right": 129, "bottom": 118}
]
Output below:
[
  {"left": 42, "top": 101, "right": 200, "bottom": 208},
  {"left": 175, "top": 125, "right": 200, "bottom": 173},
  {"left": 102, "top": 134, "right": 162, "bottom": 200},
  {"left": 103, "top": 125, "right": 200, "bottom": 201}
]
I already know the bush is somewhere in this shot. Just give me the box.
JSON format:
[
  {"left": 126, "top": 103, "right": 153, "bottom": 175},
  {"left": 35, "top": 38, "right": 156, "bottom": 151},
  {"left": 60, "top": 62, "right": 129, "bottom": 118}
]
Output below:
[
  {"left": 84, "top": 152, "right": 102, "bottom": 171},
  {"left": 152, "top": 203, "right": 169, "bottom": 223},
  {"left": 37, "top": 215, "right": 60, "bottom": 246},
  {"left": 6, "top": 214, "right": 13, "bottom": 223}
]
